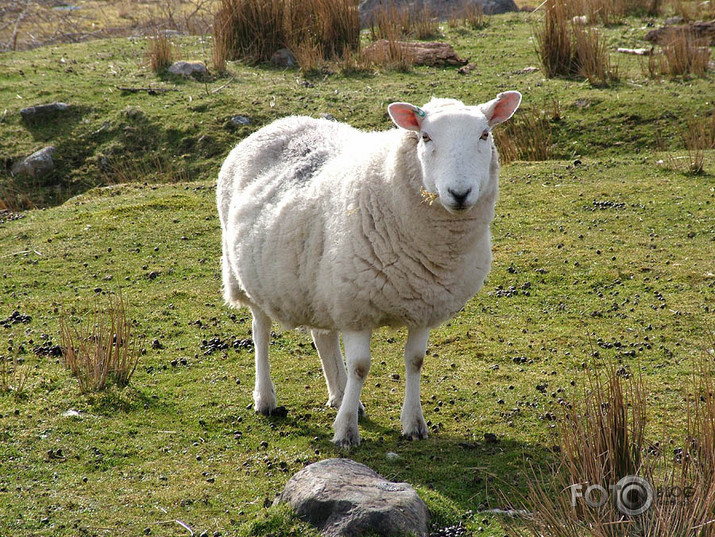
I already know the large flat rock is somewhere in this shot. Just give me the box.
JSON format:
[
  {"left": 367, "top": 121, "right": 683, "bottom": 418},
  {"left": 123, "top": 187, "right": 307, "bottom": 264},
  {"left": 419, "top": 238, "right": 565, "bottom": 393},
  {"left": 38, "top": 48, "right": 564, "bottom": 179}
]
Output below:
[{"left": 276, "top": 458, "right": 429, "bottom": 537}]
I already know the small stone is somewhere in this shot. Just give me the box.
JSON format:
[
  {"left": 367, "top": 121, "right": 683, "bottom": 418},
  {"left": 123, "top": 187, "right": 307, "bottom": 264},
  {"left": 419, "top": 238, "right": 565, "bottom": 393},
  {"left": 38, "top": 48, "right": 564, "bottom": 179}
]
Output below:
[
  {"left": 168, "top": 60, "right": 208, "bottom": 78},
  {"left": 12, "top": 146, "right": 56, "bottom": 179},
  {"left": 230, "top": 115, "right": 251, "bottom": 126},
  {"left": 270, "top": 48, "right": 297, "bottom": 67},
  {"left": 20, "top": 102, "right": 69, "bottom": 121}
]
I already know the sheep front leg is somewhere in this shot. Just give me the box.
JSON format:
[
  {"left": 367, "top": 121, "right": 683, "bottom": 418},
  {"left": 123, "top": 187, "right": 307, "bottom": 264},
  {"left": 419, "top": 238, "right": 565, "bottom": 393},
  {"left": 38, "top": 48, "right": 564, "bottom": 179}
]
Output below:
[
  {"left": 251, "top": 307, "right": 277, "bottom": 415},
  {"left": 332, "top": 329, "right": 372, "bottom": 448},
  {"left": 401, "top": 328, "right": 430, "bottom": 440}
]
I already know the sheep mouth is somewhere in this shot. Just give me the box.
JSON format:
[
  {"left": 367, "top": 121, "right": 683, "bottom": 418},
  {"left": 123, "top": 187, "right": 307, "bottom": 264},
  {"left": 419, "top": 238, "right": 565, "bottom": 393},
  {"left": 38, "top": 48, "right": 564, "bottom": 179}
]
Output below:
[{"left": 441, "top": 200, "right": 476, "bottom": 215}]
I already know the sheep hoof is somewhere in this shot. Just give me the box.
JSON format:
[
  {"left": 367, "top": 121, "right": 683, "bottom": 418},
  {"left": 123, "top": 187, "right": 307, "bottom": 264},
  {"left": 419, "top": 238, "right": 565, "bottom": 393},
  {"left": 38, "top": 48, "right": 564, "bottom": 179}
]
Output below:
[
  {"left": 332, "top": 434, "right": 360, "bottom": 449},
  {"left": 402, "top": 419, "right": 429, "bottom": 441},
  {"left": 403, "top": 430, "right": 429, "bottom": 441},
  {"left": 332, "top": 422, "right": 360, "bottom": 448},
  {"left": 254, "top": 399, "right": 278, "bottom": 416},
  {"left": 326, "top": 395, "right": 343, "bottom": 409}
]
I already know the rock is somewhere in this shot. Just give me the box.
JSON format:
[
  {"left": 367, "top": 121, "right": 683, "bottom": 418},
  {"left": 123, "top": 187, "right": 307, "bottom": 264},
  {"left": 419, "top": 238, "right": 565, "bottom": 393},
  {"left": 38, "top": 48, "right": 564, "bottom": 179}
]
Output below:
[
  {"left": 11, "top": 146, "right": 56, "bottom": 179},
  {"left": 664, "top": 15, "right": 684, "bottom": 25},
  {"left": 645, "top": 20, "right": 715, "bottom": 46},
  {"left": 168, "top": 60, "right": 209, "bottom": 78},
  {"left": 20, "top": 102, "right": 69, "bottom": 121},
  {"left": 363, "top": 40, "right": 468, "bottom": 66},
  {"left": 230, "top": 115, "right": 251, "bottom": 126},
  {"left": 271, "top": 48, "right": 297, "bottom": 67},
  {"left": 276, "top": 458, "right": 429, "bottom": 537},
  {"left": 358, "top": 0, "right": 518, "bottom": 27}
]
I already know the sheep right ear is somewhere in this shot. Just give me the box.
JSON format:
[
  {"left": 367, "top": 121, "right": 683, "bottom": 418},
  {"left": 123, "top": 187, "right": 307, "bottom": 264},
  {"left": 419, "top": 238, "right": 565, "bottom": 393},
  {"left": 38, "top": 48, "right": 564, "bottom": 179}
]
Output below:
[
  {"left": 388, "top": 102, "right": 425, "bottom": 132},
  {"left": 481, "top": 91, "right": 522, "bottom": 127}
]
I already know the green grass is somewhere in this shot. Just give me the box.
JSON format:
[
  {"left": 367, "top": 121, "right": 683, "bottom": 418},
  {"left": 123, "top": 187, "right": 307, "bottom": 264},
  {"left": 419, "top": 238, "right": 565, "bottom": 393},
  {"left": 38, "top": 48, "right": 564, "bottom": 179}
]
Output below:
[
  {"left": 1, "top": 10, "right": 714, "bottom": 537},
  {"left": 1, "top": 156, "right": 713, "bottom": 535}
]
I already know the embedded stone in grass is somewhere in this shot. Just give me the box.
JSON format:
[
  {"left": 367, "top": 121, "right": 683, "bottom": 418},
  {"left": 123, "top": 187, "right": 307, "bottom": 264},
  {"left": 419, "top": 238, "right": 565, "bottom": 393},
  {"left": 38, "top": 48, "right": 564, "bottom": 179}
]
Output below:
[
  {"left": 11, "top": 146, "right": 55, "bottom": 179},
  {"left": 168, "top": 60, "right": 208, "bottom": 78},
  {"left": 230, "top": 115, "right": 251, "bottom": 126},
  {"left": 277, "top": 458, "right": 429, "bottom": 537},
  {"left": 20, "top": 102, "right": 69, "bottom": 121}
]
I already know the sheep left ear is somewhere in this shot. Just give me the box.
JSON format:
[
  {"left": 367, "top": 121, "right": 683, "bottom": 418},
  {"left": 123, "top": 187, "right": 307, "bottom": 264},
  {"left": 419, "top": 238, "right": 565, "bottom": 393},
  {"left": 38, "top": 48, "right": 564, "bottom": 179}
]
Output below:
[
  {"left": 388, "top": 102, "right": 425, "bottom": 132},
  {"left": 481, "top": 91, "right": 522, "bottom": 127}
]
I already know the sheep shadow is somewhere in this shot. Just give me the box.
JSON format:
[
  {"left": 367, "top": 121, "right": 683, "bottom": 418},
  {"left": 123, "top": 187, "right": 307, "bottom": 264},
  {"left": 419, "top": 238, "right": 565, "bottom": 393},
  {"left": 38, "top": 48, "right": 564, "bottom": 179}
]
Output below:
[{"left": 266, "top": 406, "right": 553, "bottom": 519}]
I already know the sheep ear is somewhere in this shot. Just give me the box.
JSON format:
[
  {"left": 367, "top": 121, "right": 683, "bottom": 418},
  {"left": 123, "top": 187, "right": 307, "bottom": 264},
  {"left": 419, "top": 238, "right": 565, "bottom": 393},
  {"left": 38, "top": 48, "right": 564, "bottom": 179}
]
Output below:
[
  {"left": 388, "top": 102, "right": 425, "bottom": 132},
  {"left": 481, "top": 91, "right": 522, "bottom": 127}
]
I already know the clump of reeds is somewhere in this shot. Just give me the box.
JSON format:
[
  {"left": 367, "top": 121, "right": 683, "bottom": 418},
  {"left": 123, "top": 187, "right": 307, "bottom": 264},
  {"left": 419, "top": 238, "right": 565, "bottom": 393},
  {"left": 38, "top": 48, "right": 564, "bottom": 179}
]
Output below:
[
  {"left": 504, "top": 345, "right": 715, "bottom": 537},
  {"left": 534, "top": 0, "right": 618, "bottom": 85},
  {"left": 212, "top": 0, "right": 359, "bottom": 66},
  {"left": 148, "top": 32, "right": 175, "bottom": 73},
  {"left": 493, "top": 106, "right": 555, "bottom": 163},
  {"left": 59, "top": 294, "right": 139, "bottom": 393}
]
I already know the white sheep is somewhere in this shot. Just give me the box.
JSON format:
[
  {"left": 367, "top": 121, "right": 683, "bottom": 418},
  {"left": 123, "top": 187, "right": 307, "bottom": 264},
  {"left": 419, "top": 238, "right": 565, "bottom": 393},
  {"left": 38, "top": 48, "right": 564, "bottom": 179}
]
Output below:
[{"left": 217, "top": 91, "right": 521, "bottom": 447}]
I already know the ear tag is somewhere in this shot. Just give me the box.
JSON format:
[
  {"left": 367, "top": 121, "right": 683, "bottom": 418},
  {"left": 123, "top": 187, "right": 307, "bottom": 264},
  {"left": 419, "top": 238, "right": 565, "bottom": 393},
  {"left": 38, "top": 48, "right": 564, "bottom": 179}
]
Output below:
[{"left": 413, "top": 107, "right": 426, "bottom": 118}]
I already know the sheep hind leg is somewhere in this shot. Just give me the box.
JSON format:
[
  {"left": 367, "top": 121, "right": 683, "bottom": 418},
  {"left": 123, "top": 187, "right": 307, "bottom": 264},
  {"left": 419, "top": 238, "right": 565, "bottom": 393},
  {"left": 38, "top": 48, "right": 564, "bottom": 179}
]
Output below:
[
  {"left": 251, "top": 307, "right": 277, "bottom": 415},
  {"left": 401, "top": 327, "right": 430, "bottom": 440},
  {"left": 221, "top": 243, "right": 249, "bottom": 307},
  {"left": 332, "top": 329, "right": 372, "bottom": 448},
  {"left": 311, "top": 330, "right": 365, "bottom": 417}
]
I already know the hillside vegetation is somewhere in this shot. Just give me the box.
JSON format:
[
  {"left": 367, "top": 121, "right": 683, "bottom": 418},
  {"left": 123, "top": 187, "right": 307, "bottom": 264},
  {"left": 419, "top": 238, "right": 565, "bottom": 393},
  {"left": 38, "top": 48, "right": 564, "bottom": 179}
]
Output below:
[{"left": 1, "top": 6, "right": 714, "bottom": 537}]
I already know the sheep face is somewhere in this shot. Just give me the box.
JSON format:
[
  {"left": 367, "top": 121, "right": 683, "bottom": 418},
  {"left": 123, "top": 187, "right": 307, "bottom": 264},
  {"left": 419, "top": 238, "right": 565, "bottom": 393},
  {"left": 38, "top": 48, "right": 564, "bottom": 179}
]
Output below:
[{"left": 388, "top": 91, "right": 521, "bottom": 215}]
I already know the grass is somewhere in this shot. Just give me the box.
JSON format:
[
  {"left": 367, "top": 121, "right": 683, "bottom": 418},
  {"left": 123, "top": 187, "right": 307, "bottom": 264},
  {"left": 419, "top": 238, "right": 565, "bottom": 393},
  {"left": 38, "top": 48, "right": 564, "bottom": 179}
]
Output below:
[
  {"left": 505, "top": 351, "right": 715, "bottom": 537},
  {"left": 0, "top": 5, "right": 714, "bottom": 536},
  {"left": 0, "top": 156, "right": 713, "bottom": 535}
]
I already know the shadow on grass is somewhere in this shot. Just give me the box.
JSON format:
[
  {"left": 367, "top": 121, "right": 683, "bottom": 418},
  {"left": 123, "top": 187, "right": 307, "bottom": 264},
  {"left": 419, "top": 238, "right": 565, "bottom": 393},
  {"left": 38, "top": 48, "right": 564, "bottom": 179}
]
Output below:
[{"left": 257, "top": 405, "right": 554, "bottom": 530}]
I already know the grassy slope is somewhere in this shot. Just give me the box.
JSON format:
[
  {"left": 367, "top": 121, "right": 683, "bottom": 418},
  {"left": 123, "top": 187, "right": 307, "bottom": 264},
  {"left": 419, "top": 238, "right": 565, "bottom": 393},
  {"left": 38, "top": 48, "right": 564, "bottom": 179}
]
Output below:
[
  {"left": 0, "top": 11, "right": 714, "bottom": 537},
  {"left": 1, "top": 13, "right": 713, "bottom": 207}
]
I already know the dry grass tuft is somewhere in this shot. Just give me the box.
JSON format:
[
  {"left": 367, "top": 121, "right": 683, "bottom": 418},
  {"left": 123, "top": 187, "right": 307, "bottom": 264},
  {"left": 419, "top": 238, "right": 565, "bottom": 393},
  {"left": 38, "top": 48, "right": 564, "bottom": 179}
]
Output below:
[
  {"left": 494, "top": 106, "right": 555, "bottom": 163},
  {"left": 360, "top": 39, "right": 415, "bottom": 72},
  {"left": 661, "top": 30, "right": 711, "bottom": 78},
  {"left": 148, "top": 32, "right": 175, "bottom": 73},
  {"left": 658, "top": 114, "right": 715, "bottom": 175},
  {"left": 534, "top": 0, "right": 618, "bottom": 85},
  {"left": 368, "top": 1, "right": 440, "bottom": 41},
  {"left": 0, "top": 176, "right": 35, "bottom": 212},
  {"left": 101, "top": 154, "right": 190, "bottom": 185},
  {"left": 212, "top": 0, "right": 359, "bottom": 66},
  {"left": 681, "top": 114, "right": 715, "bottom": 175},
  {"left": 504, "top": 344, "right": 715, "bottom": 537},
  {"left": 572, "top": 24, "right": 618, "bottom": 86},
  {"left": 59, "top": 294, "right": 139, "bottom": 393},
  {"left": 533, "top": 0, "right": 574, "bottom": 78}
]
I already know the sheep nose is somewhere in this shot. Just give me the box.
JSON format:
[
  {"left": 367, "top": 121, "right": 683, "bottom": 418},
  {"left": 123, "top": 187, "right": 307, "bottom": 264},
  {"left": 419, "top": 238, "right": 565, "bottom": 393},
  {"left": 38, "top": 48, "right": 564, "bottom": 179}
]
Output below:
[{"left": 447, "top": 187, "right": 472, "bottom": 207}]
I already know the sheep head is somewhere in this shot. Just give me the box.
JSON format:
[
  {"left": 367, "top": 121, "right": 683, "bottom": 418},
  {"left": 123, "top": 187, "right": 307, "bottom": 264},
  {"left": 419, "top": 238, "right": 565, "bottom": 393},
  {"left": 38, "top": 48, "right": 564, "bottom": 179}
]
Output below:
[{"left": 388, "top": 91, "right": 521, "bottom": 215}]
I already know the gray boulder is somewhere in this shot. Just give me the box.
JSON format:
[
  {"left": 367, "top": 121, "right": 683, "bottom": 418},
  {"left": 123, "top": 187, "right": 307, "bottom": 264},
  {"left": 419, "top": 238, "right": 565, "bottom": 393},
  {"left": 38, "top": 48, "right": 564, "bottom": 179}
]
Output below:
[
  {"left": 168, "top": 60, "right": 209, "bottom": 78},
  {"left": 20, "top": 102, "right": 69, "bottom": 121},
  {"left": 359, "top": 0, "right": 518, "bottom": 27},
  {"left": 12, "top": 146, "right": 56, "bottom": 179},
  {"left": 276, "top": 458, "right": 429, "bottom": 537}
]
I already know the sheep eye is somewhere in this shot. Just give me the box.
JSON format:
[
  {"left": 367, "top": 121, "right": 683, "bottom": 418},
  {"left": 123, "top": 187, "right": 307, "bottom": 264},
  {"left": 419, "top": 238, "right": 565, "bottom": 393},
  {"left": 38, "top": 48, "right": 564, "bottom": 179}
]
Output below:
[
  {"left": 421, "top": 133, "right": 431, "bottom": 143},
  {"left": 480, "top": 130, "right": 490, "bottom": 141}
]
